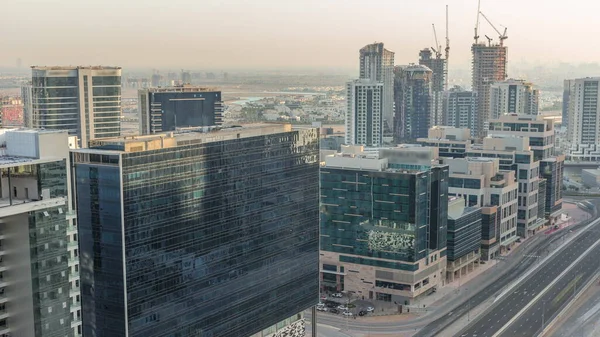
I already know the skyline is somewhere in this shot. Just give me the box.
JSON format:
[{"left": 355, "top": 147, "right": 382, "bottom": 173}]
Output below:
[{"left": 3, "top": 0, "right": 600, "bottom": 72}]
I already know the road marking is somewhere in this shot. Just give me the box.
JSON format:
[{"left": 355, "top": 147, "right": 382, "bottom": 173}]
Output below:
[{"left": 491, "top": 232, "right": 600, "bottom": 337}]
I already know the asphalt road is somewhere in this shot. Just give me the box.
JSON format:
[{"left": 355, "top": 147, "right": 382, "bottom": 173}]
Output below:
[
  {"left": 456, "top": 221, "right": 600, "bottom": 337},
  {"left": 550, "top": 283, "right": 600, "bottom": 337}
]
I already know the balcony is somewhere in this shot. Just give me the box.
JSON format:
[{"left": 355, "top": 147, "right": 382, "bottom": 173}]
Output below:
[
  {"left": 0, "top": 197, "right": 66, "bottom": 218},
  {"left": 67, "top": 241, "right": 79, "bottom": 249}
]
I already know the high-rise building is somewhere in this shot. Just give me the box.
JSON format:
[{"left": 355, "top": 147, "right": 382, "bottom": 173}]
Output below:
[
  {"left": 345, "top": 79, "right": 383, "bottom": 146},
  {"left": 444, "top": 86, "right": 478, "bottom": 138},
  {"left": 394, "top": 64, "right": 433, "bottom": 142},
  {"left": 359, "top": 43, "right": 394, "bottom": 136},
  {"left": 0, "top": 129, "right": 81, "bottom": 337},
  {"left": 489, "top": 79, "right": 539, "bottom": 119},
  {"left": 562, "top": 79, "right": 574, "bottom": 130},
  {"left": 72, "top": 124, "right": 320, "bottom": 337},
  {"left": 138, "top": 85, "right": 223, "bottom": 135},
  {"left": 181, "top": 71, "right": 192, "bottom": 84},
  {"left": 446, "top": 197, "right": 482, "bottom": 282},
  {"left": 419, "top": 49, "right": 447, "bottom": 127},
  {"left": 471, "top": 43, "right": 507, "bottom": 138},
  {"left": 566, "top": 77, "right": 600, "bottom": 146},
  {"left": 26, "top": 66, "right": 122, "bottom": 147},
  {"left": 21, "top": 82, "right": 33, "bottom": 127},
  {"left": 320, "top": 145, "right": 448, "bottom": 304},
  {"left": 540, "top": 156, "right": 565, "bottom": 225}
]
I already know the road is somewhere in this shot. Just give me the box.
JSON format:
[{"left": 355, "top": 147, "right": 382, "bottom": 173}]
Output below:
[
  {"left": 456, "top": 219, "right": 600, "bottom": 337},
  {"left": 549, "top": 282, "right": 600, "bottom": 337}
]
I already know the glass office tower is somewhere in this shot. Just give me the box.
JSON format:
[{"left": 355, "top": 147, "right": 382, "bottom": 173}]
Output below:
[{"left": 73, "top": 124, "right": 319, "bottom": 337}]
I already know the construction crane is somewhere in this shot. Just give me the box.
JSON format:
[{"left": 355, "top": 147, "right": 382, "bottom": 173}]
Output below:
[
  {"left": 445, "top": 5, "right": 450, "bottom": 90},
  {"left": 431, "top": 24, "right": 442, "bottom": 59},
  {"left": 484, "top": 35, "right": 493, "bottom": 46},
  {"left": 479, "top": 11, "right": 508, "bottom": 46},
  {"left": 474, "top": 0, "right": 481, "bottom": 43}
]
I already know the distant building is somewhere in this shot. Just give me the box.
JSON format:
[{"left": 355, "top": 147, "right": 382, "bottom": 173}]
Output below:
[
  {"left": 320, "top": 145, "right": 448, "bottom": 304},
  {"left": 417, "top": 126, "right": 473, "bottom": 159},
  {"left": 488, "top": 114, "right": 555, "bottom": 161},
  {"left": 446, "top": 197, "right": 482, "bottom": 282},
  {"left": 73, "top": 124, "right": 319, "bottom": 337},
  {"left": 394, "top": 64, "right": 433, "bottom": 142},
  {"left": 0, "top": 129, "right": 81, "bottom": 337},
  {"left": 345, "top": 79, "right": 383, "bottom": 146},
  {"left": 562, "top": 79, "right": 574, "bottom": 130},
  {"left": 471, "top": 43, "right": 507, "bottom": 138},
  {"left": 181, "top": 71, "right": 192, "bottom": 84},
  {"left": 489, "top": 79, "right": 539, "bottom": 119},
  {"left": 419, "top": 49, "right": 447, "bottom": 127},
  {"left": 566, "top": 77, "right": 600, "bottom": 147},
  {"left": 138, "top": 85, "right": 223, "bottom": 135},
  {"left": 444, "top": 86, "right": 478, "bottom": 138},
  {"left": 359, "top": 43, "right": 395, "bottom": 136},
  {"left": 26, "top": 66, "right": 122, "bottom": 147}
]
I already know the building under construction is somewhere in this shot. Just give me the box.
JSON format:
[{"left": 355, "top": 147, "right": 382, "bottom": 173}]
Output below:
[
  {"left": 471, "top": 7, "right": 508, "bottom": 139},
  {"left": 419, "top": 49, "right": 446, "bottom": 127}
]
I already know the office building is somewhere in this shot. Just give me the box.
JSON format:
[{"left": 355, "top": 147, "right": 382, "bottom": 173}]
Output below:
[
  {"left": 21, "top": 82, "right": 33, "bottom": 128},
  {"left": 0, "top": 129, "right": 81, "bottom": 337},
  {"left": 444, "top": 157, "right": 517, "bottom": 258},
  {"left": 471, "top": 43, "right": 507, "bottom": 138},
  {"left": 566, "top": 77, "right": 600, "bottom": 147},
  {"left": 417, "top": 126, "right": 473, "bottom": 159},
  {"left": 562, "top": 79, "right": 574, "bottom": 130},
  {"left": 445, "top": 86, "right": 478, "bottom": 138},
  {"left": 419, "top": 49, "right": 447, "bottom": 127},
  {"left": 26, "top": 66, "right": 122, "bottom": 147},
  {"left": 466, "top": 136, "right": 545, "bottom": 238},
  {"left": 359, "top": 43, "right": 395, "bottom": 136},
  {"left": 320, "top": 145, "right": 448, "bottom": 304},
  {"left": 480, "top": 206, "right": 499, "bottom": 260},
  {"left": 394, "top": 64, "right": 433, "bottom": 142},
  {"left": 138, "top": 85, "right": 223, "bottom": 135},
  {"left": 72, "top": 124, "right": 319, "bottom": 337},
  {"left": 540, "top": 156, "right": 565, "bottom": 225},
  {"left": 446, "top": 197, "right": 482, "bottom": 282},
  {"left": 488, "top": 114, "right": 555, "bottom": 161},
  {"left": 489, "top": 79, "right": 539, "bottom": 119},
  {"left": 345, "top": 79, "right": 384, "bottom": 146}
]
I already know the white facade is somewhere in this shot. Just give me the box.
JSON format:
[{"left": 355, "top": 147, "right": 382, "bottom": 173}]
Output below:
[
  {"left": 567, "top": 77, "right": 600, "bottom": 148},
  {"left": 345, "top": 80, "right": 383, "bottom": 147},
  {"left": 489, "top": 79, "right": 539, "bottom": 119},
  {"left": 359, "top": 43, "right": 394, "bottom": 135},
  {"left": 445, "top": 87, "right": 478, "bottom": 138}
]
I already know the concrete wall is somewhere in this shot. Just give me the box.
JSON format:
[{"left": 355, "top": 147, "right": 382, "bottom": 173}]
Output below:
[{"left": 2, "top": 213, "right": 36, "bottom": 337}]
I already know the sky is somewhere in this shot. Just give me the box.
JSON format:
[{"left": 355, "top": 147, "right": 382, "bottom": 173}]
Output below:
[{"left": 3, "top": 0, "right": 600, "bottom": 72}]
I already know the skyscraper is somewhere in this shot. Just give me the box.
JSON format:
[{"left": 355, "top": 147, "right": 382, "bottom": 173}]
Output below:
[
  {"left": 320, "top": 145, "right": 448, "bottom": 304},
  {"left": 138, "top": 85, "right": 223, "bottom": 135},
  {"left": 419, "top": 49, "right": 447, "bottom": 127},
  {"left": 394, "top": 64, "right": 433, "bottom": 142},
  {"left": 566, "top": 77, "right": 600, "bottom": 146},
  {"left": 562, "top": 79, "right": 574, "bottom": 130},
  {"left": 26, "top": 66, "right": 122, "bottom": 147},
  {"left": 358, "top": 43, "right": 394, "bottom": 136},
  {"left": 345, "top": 79, "right": 383, "bottom": 146},
  {"left": 0, "top": 129, "right": 81, "bottom": 337},
  {"left": 73, "top": 124, "right": 320, "bottom": 337},
  {"left": 489, "top": 79, "right": 539, "bottom": 119},
  {"left": 471, "top": 43, "right": 507, "bottom": 138},
  {"left": 444, "top": 86, "right": 478, "bottom": 138}
]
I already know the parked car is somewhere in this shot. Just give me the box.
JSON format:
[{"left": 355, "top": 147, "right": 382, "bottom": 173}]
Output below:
[
  {"left": 337, "top": 305, "right": 349, "bottom": 311},
  {"left": 358, "top": 311, "right": 366, "bottom": 316},
  {"left": 325, "top": 301, "right": 338, "bottom": 308},
  {"left": 366, "top": 306, "right": 374, "bottom": 312},
  {"left": 332, "top": 293, "right": 343, "bottom": 298},
  {"left": 342, "top": 311, "right": 353, "bottom": 316},
  {"left": 320, "top": 294, "right": 327, "bottom": 300},
  {"left": 329, "top": 308, "right": 339, "bottom": 314},
  {"left": 316, "top": 305, "right": 327, "bottom": 312}
]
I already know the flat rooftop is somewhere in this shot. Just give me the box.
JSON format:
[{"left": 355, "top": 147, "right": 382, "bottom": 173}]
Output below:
[
  {"left": 143, "top": 85, "right": 219, "bottom": 93},
  {"left": 31, "top": 66, "right": 121, "bottom": 70}
]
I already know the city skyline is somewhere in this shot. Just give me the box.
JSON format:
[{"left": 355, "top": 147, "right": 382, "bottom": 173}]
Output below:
[{"left": 4, "top": 0, "right": 600, "bottom": 71}]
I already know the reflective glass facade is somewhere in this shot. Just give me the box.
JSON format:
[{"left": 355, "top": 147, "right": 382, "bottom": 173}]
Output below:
[
  {"left": 447, "top": 207, "right": 482, "bottom": 261},
  {"left": 75, "top": 128, "right": 320, "bottom": 337}
]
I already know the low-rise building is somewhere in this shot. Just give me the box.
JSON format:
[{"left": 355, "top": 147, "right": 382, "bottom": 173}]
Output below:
[
  {"left": 417, "top": 126, "right": 473, "bottom": 159},
  {"left": 446, "top": 197, "right": 482, "bottom": 282}
]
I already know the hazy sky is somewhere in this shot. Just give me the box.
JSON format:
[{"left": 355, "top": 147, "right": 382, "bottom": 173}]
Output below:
[{"left": 3, "top": 0, "right": 600, "bottom": 72}]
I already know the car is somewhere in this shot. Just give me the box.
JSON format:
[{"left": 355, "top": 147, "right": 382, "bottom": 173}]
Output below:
[
  {"left": 316, "top": 306, "right": 327, "bottom": 312},
  {"left": 366, "top": 306, "right": 374, "bottom": 312},
  {"left": 358, "top": 311, "right": 366, "bottom": 316},
  {"left": 320, "top": 294, "right": 327, "bottom": 300},
  {"left": 342, "top": 311, "right": 353, "bottom": 316},
  {"left": 337, "top": 305, "right": 349, "bottom": 311},
  {"left": 329, "top": 308, "right": 339, "bottom": 314},
  {"left": 331, "top": 293, "right": 343, "bottom": 298}
]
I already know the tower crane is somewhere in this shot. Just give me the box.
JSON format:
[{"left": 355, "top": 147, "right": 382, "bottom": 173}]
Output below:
[
  {"left": 431, "top": 24, "right": 442, "bottom": 59},
  {"left": 474, "top": 0, "right": 481, "bottom": 43},
  {"left": 479, "top": 11, "right": 508, "bottom": 46}
]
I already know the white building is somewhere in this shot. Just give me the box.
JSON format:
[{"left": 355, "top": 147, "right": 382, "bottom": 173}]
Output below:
[
  {"left": 345, "top": 80, "right": 383, "bottom": 147},
  {"left": 566, "top": 77, "right": 600, "bottom": 147},
  {"left": 487, "top": 114, "right": 555, "bottom": 161},
  {"left": 489, "top": 79, "right": 539, "bottom": 120},
  {"left": 359, "top": 43, "right": 394, "bottom": 137},
  {"left": 0, "top": 129, "right": 81, "bottom": 336},
  {"left": 444, "top": 86, "right": 478, "bottom": 138}
]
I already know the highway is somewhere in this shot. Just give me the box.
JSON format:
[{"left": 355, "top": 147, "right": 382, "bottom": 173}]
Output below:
[
  {"left": 456, "top": 219, "right": 600, "bottom": 337},
  {"left": 549, "top": 282, "right": 600, "bottom": 337}
]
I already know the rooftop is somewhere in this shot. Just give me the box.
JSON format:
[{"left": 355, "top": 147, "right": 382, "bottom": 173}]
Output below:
[
  {"left": 142, "top": 85, "right": 220, "bottom": 93},
  {"left": 31, "top": 66, "right": 121, "bottom": 70}
]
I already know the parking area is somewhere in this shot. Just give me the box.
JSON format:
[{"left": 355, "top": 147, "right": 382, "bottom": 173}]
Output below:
[{"left": 318, "top": 292, "right": 376, "bottom": 318}]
